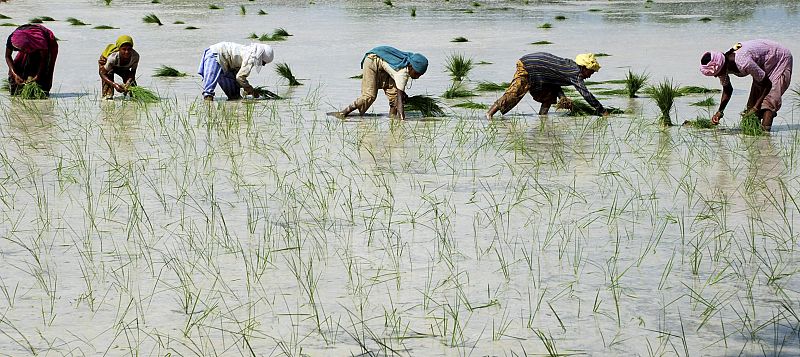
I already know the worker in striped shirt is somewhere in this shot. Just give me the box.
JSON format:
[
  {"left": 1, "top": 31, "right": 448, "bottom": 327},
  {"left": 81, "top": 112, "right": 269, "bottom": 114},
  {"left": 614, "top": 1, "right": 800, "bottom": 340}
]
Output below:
[{"left": 486, "top": 52, "right": 608, "bottom": 120}]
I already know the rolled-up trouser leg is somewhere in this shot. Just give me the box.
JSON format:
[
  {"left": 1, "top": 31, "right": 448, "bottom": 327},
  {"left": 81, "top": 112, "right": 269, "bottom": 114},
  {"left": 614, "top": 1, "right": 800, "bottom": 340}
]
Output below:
[
  {"left": 350, "top": 56, "right": 380, "bottom": 114},
  {"left": 762, "top": 60, "right": 792, "bottom": 114},
  {"left": 491, "top": 60, "right": 530, "bottom": 115}
]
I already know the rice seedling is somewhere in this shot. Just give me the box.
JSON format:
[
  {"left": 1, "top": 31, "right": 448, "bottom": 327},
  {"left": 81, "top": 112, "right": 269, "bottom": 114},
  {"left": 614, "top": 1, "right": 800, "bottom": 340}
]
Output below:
[
  {"left": 682, "top": 117, "right": 715, "bottom": 128},
  {"left": 699, "top": 17, "right": 712, "bottom": 22},
  {"left": 19, "top": 81, "right": 47, "bottom": 99},
  {"left": 185, "top": 26, "right": 199, "bottom": 30},
  {"left": 127, "top": 86, "right": 160, "bottom": 103},
  {"left": 588, "top": 8, "right": 601, "bottom": 12},
  {"left": 595, "top": 53, "right": 611, "bottom": 57},
  {"left": 66, "top": 17, "right": 89, "bottom": 26},
  {"left": 247, "top": 33, "right": 258, "bottom": 39},
  {"left": 690, "top": 97, "right": 715, "bottom": 107},
  {"left": 411, "top": 7, "right": 416, "bottom": 17},
  {"left": 92, "top": 25, "right": 117, "bottom": 30},
  {"left": 648, "top": 79, "right": 679, "bottom": 126},
  {"left": 275, "top": 63, "right": 302, "bottom": 86},
  {"left": 404, "top": 95, "right": 446, "bottom": 117},
  {"left": 142, "top": 14, "right": 162, "bottom": 25},
  {"left": 451, "top": 36, "right": 469, "bottom": 43},
  {"left": 384, "top": 0, "right": 393, "bottom": 7},
  {"left": 444, "top": 53, "right": 473, "bottom": 82},
  {"left": 349, "top": 74, "right": 363, "bottom": 79},
  {"left": 597, "top": 89, "right": 628, "bottom": 96},
  {"left": 173, "top": 20, "right": 185, "bottom": 24},
  {"left": 0, "top": 23, "right": 16, "bottom": 27},
  {"left": 677, "top": 85, "right": 719, "bottom": 96},
  {"left": 29, "top": 18, "right": 44, "bottom": 23},
  {"left": 442, "top": 82, "right": 475, "bottom": 98},
  {"left": 476, "top": 81, "right": 509, "bottom": 91},
  {"left": 103, "top": 0, "right": 111, "bottom": 5},
  {"left": 240, "top": 5, "right": 246, "bottom": 15},
  {"left": 208, "top": 4, "right": 222, "bottom": 10},
  {"left": 740, "top": 112, "right": 765, "bottom": 136},
  {"left": 0, "top": 14, "right": 10, "bottom": 20},
  {"left": 272, "top": 28, "right": 291, "bottom": 37},
  {"left": 531, "top": 40, "right": 552, "bottom": 45},
  {"left": 624, "top": 69, "right": 649, "bottom": 98},
  {"left": 472, "top": 1, "right": 481, "bottom": 7},
  {"left": 555, "top": 15, "right": 567, "bottom": 20},
  {"left": 476, "top": 60, "right": 493, "bottom": 65},
  {"left": 1, "top": 81, "right": 9, "bottom": 92},
  {"left": 153, "top": 65, "right": 186, "bottom": 77},
  {"left": 453, "top": 101, "right": 487, "bottom": 109},
  {"left": 253, "top": 86, "right": 281, "bottom": 99},
  {"left": 151, "top": 0, "right": 160, "bottom": 3},
  {"left": 258, "top": 9, "right": 267, "bottom": 15},
  {"left": 538, "top": 23, "right": 552, "bottom": 29}
]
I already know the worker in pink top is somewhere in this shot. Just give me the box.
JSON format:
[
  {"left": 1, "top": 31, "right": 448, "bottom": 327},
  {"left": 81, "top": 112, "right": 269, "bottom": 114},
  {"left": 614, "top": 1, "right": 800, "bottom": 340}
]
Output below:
[{"left": 700, "top": 40, "right": 793, "bottom": 131}]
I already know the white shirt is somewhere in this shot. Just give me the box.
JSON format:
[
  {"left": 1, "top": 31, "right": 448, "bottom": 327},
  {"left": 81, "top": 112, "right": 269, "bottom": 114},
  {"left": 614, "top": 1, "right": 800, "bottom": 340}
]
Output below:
[
  {"left": 369, "top": 54, "right": 411, "bottom": 91},
  {"left": 209, "top": 42, "right": 258, "bottom": 89}
]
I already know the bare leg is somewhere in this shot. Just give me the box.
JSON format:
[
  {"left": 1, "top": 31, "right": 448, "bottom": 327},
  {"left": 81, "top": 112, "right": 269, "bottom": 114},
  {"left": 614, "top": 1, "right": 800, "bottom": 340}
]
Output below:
[
  {"left": 486, "top": 103, "right": 500, "bottom": 120},
  {"left": 761, "top": 109, "right": 775, "bottom": 131},
  {"left": 538, "top": 103, "right": 551, "bottom": 115}
]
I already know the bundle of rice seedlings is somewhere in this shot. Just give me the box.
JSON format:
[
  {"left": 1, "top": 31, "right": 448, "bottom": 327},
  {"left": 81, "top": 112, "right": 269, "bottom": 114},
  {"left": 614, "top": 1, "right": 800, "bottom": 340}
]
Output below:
[
  {"left": 471, "top": 1, "right": 481, "bottom": 7},
  {"left": 66, "top": 17, "right": 89, "bottom": 26},
  {"left": 689, "top": 97, "right": 715, "bottom": 107},
  {"left": 699, "top": 17, "right": 712, "bottom": 22},
  {"left": 404, "top": 95, "right": 445, "bottom": 117},
  {"left": 174, "top": 20, "right": 185, "bottom": 24},
  {"left": 153, "top": 65, "right": 186, "bottom": 77},
  {"left": 142, "top": 14, "right": 162, "bottom": 25},
  {"left": 453, "top": 101, "right": 487, "bottom": 110},
  {"left": 476, "top": 60, "right": 493, "bottom": 65},
  {"left": 531, "top": 40, "right": 552, "bottom": 45},
  {"left": 20, "top": 81, "right": 47, "bottom": 99},
  {"left": 625, "top": 69, "right": 648, "bottom": 98},
  {"left": 682, "top": 117, "right": 714, "bottom": 128},
  {"left": 104, "top": 0, "right": 112, "bottom": 6},
  {"left": 383, "top": 0, "right": 393, "bottom": 7},
  {"left": 349, "top": 74, "right": 363, "bottom": 79},
  {"left": 740, "top": 112, "right": 765, "bottom": 136},
  {"left": 1, "top": 23, "right": 17, "bottom": 27},
  {"left": 595, "top": 53, "right": 611, "bottom": 57},
  {"left": 253, "top": 86, "right": 281, "bottom": 99},
  {"left": 677, "top": 85, "right": 719, "bottom": 96},
  {"left": 538, "top": 23, "right": 552, "bottom": 29},
  {"left": 451, "top": 36, "right": 469, "bottom": 43},
  {"left": 29, "top": 18, "right": 44, "bottom": 23},
  {"left": 597, "top": 89, "right": 628, "bottom": 96},
  {"left": 208, "top": 4, "right": 222, "bottom": 9},
  {"left": 445, "top": 53, "right": 473, "bottom": 82},
  {"left": 127, "top": 86, "right": 159, "bottom": 103},
  {"left": 239, "top": 5, "right": 246, "bottom": 15},
  {"left": 1, "top": 81, "right": 9, "bottom": 92},
  {"left": 476, "top": 81, "right": 509, "bottom": 91},
  {"left": 648, "top": 79, "right": 679, "bottom": 126},
  {"left": 93, "top": 25, "right": 117, "bottom": 29},
  {"left": 411, "top": 7, "right": 416, "bottom": 17},
  {"left": 0, "top": 14, "right": 11, "bottom": 20},
  {"left": 442, "top": 82, "right": 475, "bottom": 99},
  {"left": 562, "top": 99, "right": 623, "bottom": 116},
  {"left": 555, "top": 15, "right": 567, "bottom": 20},
  {"left": 151, "top": 0, "right": 160, "bottom": 3},
  {"left": 258, "top": 9, "right": 267, "bottom": 15},
  {"left": 273, "top": 28, "right": 291, "bottom": 37},
  {"left": 275, "top": 63, "right": 302, "bottom": 86},
  {"left": 185, "top": 26, "right": 199, "bottom": 30}
]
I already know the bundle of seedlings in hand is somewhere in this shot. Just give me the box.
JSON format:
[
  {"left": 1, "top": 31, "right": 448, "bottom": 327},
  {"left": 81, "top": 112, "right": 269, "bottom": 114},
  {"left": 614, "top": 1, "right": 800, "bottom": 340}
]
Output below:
[
  {"left": 625, "top": 70, "right": 648, "bottom": 98},
  {"left": 142, "top": 14, "right": 162, "bottom": 25},
  {"left": 404, "top": 95, "right": 445, "bottom": 117},
  {"left": 253, "top": 86, "right": 281, "bottom": 99},
  {"left": 275, "top": 63, "right": 302, "bottom": 86},
  {"left": 19, "top": 81, "right": 47, "bottom": 99},
  {"left": 740, "top": 112, "right": 765, "bottom": 136},
  {"left": 682, "top": 117, "right": 715, "bottom": 128},
  {"left": 153, "top": 65, "right": 186, "bottom": 77},
  {"left": 649, "top": 79, "right": 678, "bottom": 126},
  {"left": 127, "top": 86, "right": 159, "bottom": 103}
]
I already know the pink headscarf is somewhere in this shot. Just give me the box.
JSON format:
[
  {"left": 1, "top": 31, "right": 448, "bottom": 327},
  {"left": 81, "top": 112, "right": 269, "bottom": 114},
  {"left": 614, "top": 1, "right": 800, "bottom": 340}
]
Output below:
[
  {"left": 700, "top": 51, "right": 725, "bottom": 76},
  {"left": 9, "top": 24, "right": 54, "bottom": 52}
]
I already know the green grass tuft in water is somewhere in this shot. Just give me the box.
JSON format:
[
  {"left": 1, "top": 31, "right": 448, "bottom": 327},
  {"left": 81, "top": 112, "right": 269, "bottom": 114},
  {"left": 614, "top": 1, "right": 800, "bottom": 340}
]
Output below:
[
  {"left": 451, "top": 36, "right": 469, "bottom": 43},
  {"left": 625, "top": 70, "right": 649, "bottom": 98},
  {"left": 127, "top": 86, "right": 160, "bottom": 103},
  {"left": 405, "top": 95, "right": 445, "bottom": 117},
  {"left": 93, "top": 25, "right": 117, "bottom": 29},
  {"left": 276, "top": 63, "right": 302, "bottom": 86},
  {"left": 445, "top": 53, "right": 473, "bottom": 82},
  {"left": 453, "top": 101, "right": 487, "bottom": 110},
  {"left": 208, "top": 4, "right": 222, "bottom": 10},
  {"left": 649, "top": 79, "right": 679, "bottom": 126},
  {"left": 531, "top": 40, "right": 552, "bottom": 45},
  {"left": 142, "top": 14, "right": 162, "bottom": 25},
  {"left": 690, "top": 97, "right": 716, "bottom": 107},
  {"left": 538, "top": 23, "right": 552, "bottom": 29},
  {"left": 442, "top": 83, "right": 476, "bottom": 99},
  {"left": 682, "top": 117, "right": 715, "bottom": 128},
  {"left": 66, "top": 17, "right": 89, "bottom": 26},
  {"left": 740, "top": 112, "right": 765, "bottom": 136},
  {"left": 153, "top": 65, "right": 186, "bottom": 77},
  {"left": 476, "top": 81, "right": 510, "bottom": 91},
  {"left": 19, "top": 81, "right": 48, "bottom": 99}
]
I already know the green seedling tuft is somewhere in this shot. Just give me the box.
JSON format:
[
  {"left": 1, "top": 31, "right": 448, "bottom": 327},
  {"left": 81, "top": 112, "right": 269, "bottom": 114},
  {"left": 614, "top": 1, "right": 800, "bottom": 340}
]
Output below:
[
  {"left": 555, "top": 15, "right": 567, "bottom": 20},
  {"left": 66, "top": 17, "right": 89, "bottom": 26},
  {"left": 690, "top": 97, "right": 715, "bottom": 107},
  {"left": 531, "top": 40, "right": 552, "bottom": 45},
  {"left": 476, "top": 81, "right": 509, "bottom": 91},
  {"left": 740, "top": 112, "right": 765, "bottom": 136},
  {"left": 253, "top": 86, "right": 281, "bottom": 99},
  {"left": 649, "top": 79, "right": 679, "bottom": 126},
  {"left": 240, "top": 5, "right": 246, "bottom": 15},
  {"left": 185, "top": 26, "right": 199, "bottom": 30},
  {"left": 142, "top": 14, "right": 162, "bottom": 25},
  {"left": 451, "top": 36, "right": 469, "bottom": 43},
  {"left": 682, "top": 117, "right": 715, "bottom": 128},
  {"left": 405, "top": 95, "right": 445, "bottom": 117},
  {"left": 93, "top": 25, "right": 117, "bottom": 29},
  {"left": 153, "top": 65, "right": 186, "bottom": 77},
  {"left": 208, "top": 4, "right": 222, "bottom": 10},
  {"left": 538, "top": 23, "right": 552, "bottom": 29},
  {"left": 275, "top": 63, "right": 302, "bottom": 86},
  {"left": 625, "top": 70, "right": 649, "bottom": 98},
  {"left": 444, "top": 53, "right": 473, "bottom": 82},
  {"left": 411, "top": 7, "right": 416, "bottom": 17},
  {"left": 453, "top": 101, "right": 487, "bottom": 109},
  {"left": 19, "top": 81, "right": 47, "bottom": 99},
  {"left": 127, "top": 86, "right": 159, "bottom": 103},
  {"left": 442, "top": 83, "right": 475, "bottom": 98},
  {"left": 258, "top": 9, "right": 267, "bottom": 15}
]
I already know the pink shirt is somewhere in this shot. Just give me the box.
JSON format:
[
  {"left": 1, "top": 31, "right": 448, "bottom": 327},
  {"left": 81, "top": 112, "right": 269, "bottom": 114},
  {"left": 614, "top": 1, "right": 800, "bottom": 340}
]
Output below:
[{"left": 720, "top": 39, "right": 792, "bottom": 86}]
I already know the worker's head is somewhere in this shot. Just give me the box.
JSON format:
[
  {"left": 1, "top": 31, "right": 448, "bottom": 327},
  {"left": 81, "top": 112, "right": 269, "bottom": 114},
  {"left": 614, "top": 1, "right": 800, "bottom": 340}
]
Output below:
[
  {"left": 700, "top": 51, "right": 725, "bottom": 77},
  {"left": 408, "top": 53, "right": 428, "bottom": 79},
  {"left": 575, "top": 53, "right": 601, "bottom": 79},
  {"left": 116, "top": 35, "right": 134, "bottom": 60}
]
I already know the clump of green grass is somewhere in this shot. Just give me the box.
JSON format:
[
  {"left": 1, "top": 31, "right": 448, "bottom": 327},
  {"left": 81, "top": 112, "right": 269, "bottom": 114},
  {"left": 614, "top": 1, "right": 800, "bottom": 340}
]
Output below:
[
  {"left": 383, "top": 0, "right": 393, "bottom": 7},
  {"left": 451, "top": 36, "right": 469, "bottom": 43},
  {"left": 93, "top": 25, "right": 117, "bottom": 30},
  {"left": 174, "top": 20, "right": 185, "bottom": 24},
  {"left": 597, "top": 89, "right": 628, "bottom": 96},
  {"left": 19, "top": 81, "right": 47, "bottom": 99},
  {"left": 349, "top": 74, "right": 363, "bottom": 79},
  {"left": 531, "top": 40, "right": 552, "bottom": 45},
  {"left": 454, "top": 101, "right": 487, "bottom": 109},
  {"left": 564, "top": 99, "right": 624, "bottom": 116},
  {"left": 153, "top": 65, "right": 186, "bottom": 77},
  {"left": 66, "top": 17, "right": 89, "bottom": 26},
  {"left": 677, "top": 86, "right": 719, "bottom": 96},
  {"left": 740, "top": 112, "right": 765, "bottom": 136},
  {"left": 538, "top": 23, "right": 552, "bottom": 29},
  {"left": 151, "top": 0, "right": 160, "bottom": 3},
  {"left": 411, "top": 7, "right": 416, "bottom": 17},
  {"left": 555, "top": 15, "right": 567, "bottom": 20},
  {"left": 275, "top": 63, "right": 302, "bottom": 86},
  {"left": 476, "top": 81, "right": 509, "bottom": 91},
  {"left": 588, "top": 8, "right": 601, "bottom": 12},
  {"left": 594, "top": 53, "right": 611, "bottom": 57},
  {"left": 240, "top": 5, "right": 246, "bottom": 15},
  {"left": 625, "top": 70, "right": 649, "bottom": 98},
  {"left": 442, "top": 83, "right": 476, "bottom": 98},
  {"left": 405, "top": 95, "right": 445, "bottom": 117},
  {"left": 444, "top": 53, "right": 473, "bottom": 82},
  {"left": 185, "top": 26, "right": 199, "bottom": 30},
  {"left": 104, "top": 0, "right": 112, "bottom": 5},
  {"left": 690, "top": 97, "right": 715, "bottom": 107},
  {"left": 30, "top": 17, "right": 55, "bottom": 23},
  {"left": 0, "top": 14, "right": 11, "bottom": 20},
  {"left": 258, "top": 33, "right": 285, "bottom": 41},
  {"left": 682, "top": 117, "right": 715, "bottom": 128},
  {"left": 273, "top": 28, "right": 291, "bottom": 37},
  {"left": 253, "top": 86, "right": 281, "bottom": 99},
  {"left": 29, "top": 18, "right": 44, "bottom": 24},
  {"left": 208, "top": 4, "right": 222, "bottom": 9},
  {"left": 258, "top": 9, "right": 267, "bottom": 15},
  {"left": 471, "top": 1, "right": 481, "bottom": 7},
  {"left": 247, "top": 33, "right": 258, "bottom": 39},
  {"left": 649, "top": 79, "right": 679, "bottom": 126},
  {"left": 142, "top": 14, "right": 162, "bottom": 25},
  {"left": 699, "top": 17, "right": 712, "bottom": 22},
  {"left": 127, "top": 86, "right": 160, "bottom": 103},
  {"left": 0, "top": 23, "right": 17, "bottom": 27}
]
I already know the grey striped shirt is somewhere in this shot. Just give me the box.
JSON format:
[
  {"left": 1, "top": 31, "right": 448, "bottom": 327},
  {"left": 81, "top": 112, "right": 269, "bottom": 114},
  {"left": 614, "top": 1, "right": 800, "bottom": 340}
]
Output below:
[{"left": 520, "top": 52, "right": 604, "bottom": 114}]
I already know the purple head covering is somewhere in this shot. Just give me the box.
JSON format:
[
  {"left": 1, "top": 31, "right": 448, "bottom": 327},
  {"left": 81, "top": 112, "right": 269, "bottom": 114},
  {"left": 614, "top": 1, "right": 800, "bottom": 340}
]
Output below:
[{"left": 700, "top": 51, "right": 725, "bottom": 76}]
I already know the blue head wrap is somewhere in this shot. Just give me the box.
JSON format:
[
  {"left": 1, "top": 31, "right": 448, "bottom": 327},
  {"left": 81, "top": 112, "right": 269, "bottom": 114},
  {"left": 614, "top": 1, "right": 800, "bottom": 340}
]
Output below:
[{"left": 361, "top": 46, "right": 428, "bottom": 75}]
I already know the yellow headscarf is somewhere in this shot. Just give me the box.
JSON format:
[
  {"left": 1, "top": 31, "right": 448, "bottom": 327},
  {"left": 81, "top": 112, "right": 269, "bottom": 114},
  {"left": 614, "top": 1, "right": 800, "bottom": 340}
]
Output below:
[
  {"left": 574, "top": 53, "right": 601, "bottom": 72},
  {"left": 101, "top": 35, "right": 134, "bottom": 58}
]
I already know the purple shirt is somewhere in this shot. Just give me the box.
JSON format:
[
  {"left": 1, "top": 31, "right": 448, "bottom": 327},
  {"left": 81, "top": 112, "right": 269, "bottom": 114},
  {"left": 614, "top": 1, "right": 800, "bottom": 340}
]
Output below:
[{"left": 720, "top": 39, "right": 792, "bottom": 86}]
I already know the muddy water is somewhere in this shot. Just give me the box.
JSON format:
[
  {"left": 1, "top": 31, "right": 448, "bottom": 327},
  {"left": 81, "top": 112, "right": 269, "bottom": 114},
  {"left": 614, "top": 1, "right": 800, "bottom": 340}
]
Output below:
[{"left": 1, "top": 1, "right": 799, "bottom": 356}]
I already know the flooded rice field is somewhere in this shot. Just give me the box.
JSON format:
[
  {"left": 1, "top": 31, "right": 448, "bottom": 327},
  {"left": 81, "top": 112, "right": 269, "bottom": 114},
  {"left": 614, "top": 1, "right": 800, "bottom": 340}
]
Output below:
[{"left": 1, "top": 0, "right": 800, "bottom": 355}]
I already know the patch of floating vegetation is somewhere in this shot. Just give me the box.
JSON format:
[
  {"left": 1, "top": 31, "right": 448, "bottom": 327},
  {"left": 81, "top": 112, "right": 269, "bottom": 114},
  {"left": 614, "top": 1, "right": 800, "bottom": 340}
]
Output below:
[
  {"left": 66, "top": 17, "right": 89, "bottom": 26},
  {"left": 93, "top": 25, "right": 118, "bottom": 30},
  {"left": 153, "top": 65, "right": 186, "bottom": 77},
  {"left": 451, "top": 36, "right": 469, "bottom": 43},
  {"left": 143, "top": 14, "right": 162, "bottom": 25},
  {"left": 531, "top": 40, "right": 552, "bottom": 45}
]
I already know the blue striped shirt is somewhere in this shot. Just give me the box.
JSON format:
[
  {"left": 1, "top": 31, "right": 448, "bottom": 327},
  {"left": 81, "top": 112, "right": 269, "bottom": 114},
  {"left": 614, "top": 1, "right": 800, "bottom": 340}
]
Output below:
[{"left": 520, "top": 52, "right": 604, "bottom": 114}]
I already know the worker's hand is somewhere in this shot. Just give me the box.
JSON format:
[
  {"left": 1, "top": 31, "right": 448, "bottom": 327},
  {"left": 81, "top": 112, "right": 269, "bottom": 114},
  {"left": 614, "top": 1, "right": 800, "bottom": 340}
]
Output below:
[
  {"left": 113, "top": 83, "right": 127, "bottom": 93},
  {"left": 711, "top": 111, "right": 723, "bottom": 125},
  {"left": 98, "top": 56, "right": 107, "bottom": 66},
  {"left": 27, "top": 76, "right": 38, "bottom": 83},
  {"left": 557, "top": 97, "right": 573, "bottom": 110},
  {"left": 601, "top": 109, "right": 610, "bottom": 117},
  {"left": 11, "top": 73, "right": 24, "bottom": 84}
]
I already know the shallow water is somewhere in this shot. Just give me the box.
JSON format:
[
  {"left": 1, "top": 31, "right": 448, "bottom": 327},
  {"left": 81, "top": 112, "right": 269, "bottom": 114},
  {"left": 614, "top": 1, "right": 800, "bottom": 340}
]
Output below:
[{"left": 1, "top": 1, "right": 800, "bottom": 356}]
